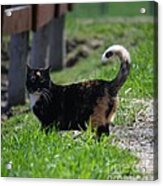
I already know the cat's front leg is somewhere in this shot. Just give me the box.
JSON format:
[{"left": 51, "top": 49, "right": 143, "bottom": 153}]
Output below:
[
  {"left": 97, "top": 123, "right": 110, "bottom": 138},
  {"left": 33, "top": 100, "right": 48, "bottom": 128}
]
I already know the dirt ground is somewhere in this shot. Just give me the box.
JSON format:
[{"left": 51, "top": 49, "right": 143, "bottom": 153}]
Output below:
[{"left": 110, "top": 99, "right": 158, "bottom": 180}]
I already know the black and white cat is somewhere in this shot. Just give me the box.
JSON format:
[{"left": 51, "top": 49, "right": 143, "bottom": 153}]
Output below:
[{"left": 26, "top": 45, "right": 130, "bottom": 136}]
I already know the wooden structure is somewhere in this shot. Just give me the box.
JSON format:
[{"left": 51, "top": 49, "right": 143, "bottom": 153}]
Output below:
[
  {"left": 1, "top": 4, "right": 73, "bottom": 106},
  {"left": 2, "top": 4, "right": 72, "bottom": 34}
]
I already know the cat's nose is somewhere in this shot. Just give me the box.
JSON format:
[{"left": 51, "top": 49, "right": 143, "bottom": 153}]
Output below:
[
  {"left": 37, "top": 87, "right": 41, "bottom": 92},
  {"left": 31, "top": 76, "right": 36, "bottom": 82}
]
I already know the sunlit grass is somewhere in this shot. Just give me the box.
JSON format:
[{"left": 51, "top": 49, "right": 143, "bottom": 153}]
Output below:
[{"left": 1, "top": 113, "right": 141, "bottom": 179}]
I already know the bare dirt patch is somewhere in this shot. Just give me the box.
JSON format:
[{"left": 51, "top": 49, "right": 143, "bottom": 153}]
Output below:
[{"left": 110, "top": 99, "right": 158, "bottom": 180}]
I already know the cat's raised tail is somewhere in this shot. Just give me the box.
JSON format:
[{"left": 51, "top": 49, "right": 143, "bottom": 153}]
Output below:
[{"left": 101, "top": 45, "right": 131, "bottom": 95}]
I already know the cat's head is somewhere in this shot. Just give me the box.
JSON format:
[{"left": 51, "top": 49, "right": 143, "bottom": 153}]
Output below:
[{"left": 26, "top": 65, "right": 51, "bottom": 93}]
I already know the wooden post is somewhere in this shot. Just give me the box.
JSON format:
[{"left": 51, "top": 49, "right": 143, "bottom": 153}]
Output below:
[
  {"left": 49, "top": 15, "right": 65, "bottom": 71},
  {"left": 30, "top": 22, "right": 51, "bottom": 68},
  {"left": 8, "top": 32, "right": 29, "bottom": 106}
]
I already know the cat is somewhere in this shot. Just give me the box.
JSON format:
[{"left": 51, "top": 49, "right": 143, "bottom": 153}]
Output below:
[{"left": 26, "top": 45, "right": 131, "bottom": 137}]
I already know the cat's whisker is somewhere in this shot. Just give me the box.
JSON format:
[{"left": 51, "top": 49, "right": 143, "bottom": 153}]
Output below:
[
  {"left": 42, "top": 91, "right": 50, "bottom": 105},
  {"left": 42, "top": 88, "right": 52, "bottom": 105},
  {"left": 45, "top": 89, "right": 53, "bottom": 102}
]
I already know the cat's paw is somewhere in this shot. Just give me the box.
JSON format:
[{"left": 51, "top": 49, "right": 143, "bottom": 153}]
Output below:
[{"left": 97, "top": 124, "right": 110, "bottom": 137}]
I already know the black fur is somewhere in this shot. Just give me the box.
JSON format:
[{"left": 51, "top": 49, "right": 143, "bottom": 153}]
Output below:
[
  {"left": 26, "top": 66, "right": 116, "bottom": 135},
  {"left": 26, "top": 49, "right": 130, "bottom": 137}
]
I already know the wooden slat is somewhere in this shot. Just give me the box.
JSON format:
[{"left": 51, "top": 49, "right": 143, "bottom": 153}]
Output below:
[
  {"left": 68, "top": 4, "right": 73, "bottom": 11},
  {"left": 8, "top": 31, "right": 29, "bottom": 106},
  {"left": 32, "top": 5, "right": 55, "bottom": 31},
  {"left": 55, "top": 4, "right": 69, "bottom": 17},
  {"left": 2, "top": 6, "right": 32, "bottom": 34},
  {"left": 30, "top": 23, "right": 51, "bottom": 68},
  {"left": 49, "top": 15, "right": 65, "bottom": 71},
  {"left": 2, "top": 4, "right": 73, "bottom": 34},
  {"left": 1, "top": 6, "right": 4, "bottom": 36},
  {"left": 59, "top": 4, "right": 69, "bottom": 16}
]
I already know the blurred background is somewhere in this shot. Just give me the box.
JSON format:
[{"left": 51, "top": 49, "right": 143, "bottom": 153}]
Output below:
[{"left": 72, "top": 2, "right": 153, "bottom": 17}]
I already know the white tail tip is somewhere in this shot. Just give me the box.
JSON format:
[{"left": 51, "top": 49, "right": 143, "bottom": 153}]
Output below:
[{"left": 101, "top": 45, "right": 131, "bottom": 64}]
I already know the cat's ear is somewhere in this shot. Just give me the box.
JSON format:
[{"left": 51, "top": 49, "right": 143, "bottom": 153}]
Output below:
[
  {"left": 26, "top": 64, "right": 32, "bottom": 72},
  {"left": 44, "top": 65, "right": 51, "bottom": 73}
]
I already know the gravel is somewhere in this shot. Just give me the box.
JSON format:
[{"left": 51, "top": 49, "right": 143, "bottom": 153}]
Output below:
[{"left": 110, "top": 99, "right": 158, "bottom": 180}]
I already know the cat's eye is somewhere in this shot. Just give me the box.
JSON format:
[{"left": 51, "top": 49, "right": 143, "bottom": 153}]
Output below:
[{"left": 36, "top": 71, "right": 41, "bottom": 77}]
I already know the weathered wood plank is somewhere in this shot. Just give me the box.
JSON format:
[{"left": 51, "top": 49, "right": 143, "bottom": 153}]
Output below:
[
  {"left": 68, "top": 4, "right": 73, "bottom": 11},
  {"left": 32, "top": 5, "right": 55, "bottom": 31},
  {"left": 49, "top": 15, "right": 65, "bottom": 71},
  {"left": 59, "top": 4, "right": 69, "bottom": 16},
  {"left": 2, "top": 6, "right": 32, "bottom": 34},
  {"left": 8, "top": 32, "right": 29, "bottom": 106},
  {"left": 55, "top": 4, "right": 69, "bottom": 17},
  {"left": 30, "top": 22, "right": 51, "bottom": 68},
  {"left": 1, "top": 6, "right": 5, "bottom": 38},
  {"left": 2, "top": 4, "right": 72, "bottom": 34}
]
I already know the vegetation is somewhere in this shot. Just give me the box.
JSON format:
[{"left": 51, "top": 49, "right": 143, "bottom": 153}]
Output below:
[
  {"left": 72, "top": 1, "right": 153, "bottom": 18},
  {"left": 2, "top": 114, "right": 141, "bottom": 179},
  {"left": 1, "top": 3, "right": 155, "bottom": 179}
]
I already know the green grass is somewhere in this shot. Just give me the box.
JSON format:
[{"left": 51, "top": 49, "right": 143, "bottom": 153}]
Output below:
[
  {"left": 1, "top": 4, "right": 156, "bottom": 179},
  {"left": 2, "top": 113, "right": 141, "bottom": 179},
  {"left": 72, "top": 2, "right": 154, "bottom": 18}
]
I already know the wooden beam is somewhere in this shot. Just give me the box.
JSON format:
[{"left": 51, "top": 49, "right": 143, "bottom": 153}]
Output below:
[
  {"left": 55, "top": 4, "right": 69, "bottom": 17},
  {"left": 49, "top": 15, "right": 65, "bottom": 71},
  {"left": 2, "top": 4, "right": 73, "bottom": 34},
  {"left": 59, "top": 4, "right": 69, "bottom": 16},
  {"left": 2, "top": 6, "right": 32, "bottom": 34},
  {"left": 68, "top": 4, "right": 73, "bottom": 11},
  {"left": 1, "top": 6, "right": 4, "bottom": 37},
  {"left": 32, "top": 5, "right": 55, "bottom": 31},
  {"left": 30, "top": 22, "right": 51, "bottom": 68},
  {"left": 8, "top": 32, "right": 29, "bottom": 106}
]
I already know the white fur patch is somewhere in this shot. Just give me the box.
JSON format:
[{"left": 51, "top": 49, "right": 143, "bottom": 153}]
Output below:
[
  {"left": 101, "top": 44, "right": 131, "bottom": 64},
  {"left": 29, "top": 92, "right": 41, "bottom": 109}
]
